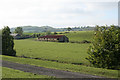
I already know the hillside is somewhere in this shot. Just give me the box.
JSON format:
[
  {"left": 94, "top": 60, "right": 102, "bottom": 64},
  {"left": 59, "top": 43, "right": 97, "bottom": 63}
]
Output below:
[
  {"left": 64, "top": 31, "right": 94, "bottom": 42},
  {"left": 10, "top": 26, "right": 63, "bottom": 33},
  {"left": 10, "top": 26, "right": 95, "bottom": 33}
]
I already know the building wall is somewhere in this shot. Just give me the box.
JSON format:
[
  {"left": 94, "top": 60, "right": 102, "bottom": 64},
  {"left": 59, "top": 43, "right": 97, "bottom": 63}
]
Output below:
[
  {"left": 58, "top": 36, "right": 69, "bottom": 42},
  {"left": 38, "top": 36, "right": 69, "bottom": 42}
]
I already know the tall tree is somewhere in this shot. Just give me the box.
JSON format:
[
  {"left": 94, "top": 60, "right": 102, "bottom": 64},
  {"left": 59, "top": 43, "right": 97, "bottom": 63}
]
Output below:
[
  {"left": 14, "top": 27, "right": 23, "bottom": 36},
  {"left": 2, "top": 26, "right": 16, "bottom": 56},
  {"left": 86, "top": 25, "right": 120, "bottom": 70}
]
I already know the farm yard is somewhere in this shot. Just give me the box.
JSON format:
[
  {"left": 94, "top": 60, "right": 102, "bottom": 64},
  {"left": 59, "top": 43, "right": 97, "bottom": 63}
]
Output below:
[{"left": 2, "top": 31, "right": 119, "bottom": 78}]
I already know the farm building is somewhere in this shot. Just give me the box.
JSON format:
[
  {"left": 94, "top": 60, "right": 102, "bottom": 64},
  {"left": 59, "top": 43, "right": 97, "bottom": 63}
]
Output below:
[
  {"left": 38, "top": 35, "right": 69, "bottom": 42},
  {"left": 10, "top": 33, "right": 21, "bottom": 39}
]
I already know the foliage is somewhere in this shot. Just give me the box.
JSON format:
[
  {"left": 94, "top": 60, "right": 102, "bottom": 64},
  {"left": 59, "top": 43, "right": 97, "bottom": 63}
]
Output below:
[
  {"left": 54, "top": 32, "right": 57, "bottom": 34},
  {"left": 67, "top": 27, "right": 72, "bottom": 31},
  {"left": 46, "top": 30, "right": 51, "bottom": 35},
  {"left": 32, "top": 33, "right": 41, "bottom": 38},
  {"left": 86, "top": 25, "right": 120, "bottom": 70},
  {"left": 2, "top": 26, "right": 16, "bottom": 56},
  {"left": 14, "top": 27, "right": 23, "bottom": 36}
]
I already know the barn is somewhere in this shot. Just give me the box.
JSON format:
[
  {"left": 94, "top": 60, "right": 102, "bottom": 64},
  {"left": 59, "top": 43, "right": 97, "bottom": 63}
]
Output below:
[{"left": 38, "top": 35, "right": 69, "bottom": 42}]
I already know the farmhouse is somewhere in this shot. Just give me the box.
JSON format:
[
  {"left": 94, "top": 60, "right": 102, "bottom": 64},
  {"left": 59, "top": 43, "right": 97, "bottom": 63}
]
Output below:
[{"left": 38, "top": 35, "right": 69, "bottom": 42}]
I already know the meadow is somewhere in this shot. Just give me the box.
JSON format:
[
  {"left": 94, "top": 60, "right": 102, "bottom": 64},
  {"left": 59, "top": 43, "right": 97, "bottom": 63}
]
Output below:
[
  {"left": 61, "top": 31, "right": 94, "bottom": 42},
  {"left": 14, "top": 39, "right": 91, "bottom": 66}
]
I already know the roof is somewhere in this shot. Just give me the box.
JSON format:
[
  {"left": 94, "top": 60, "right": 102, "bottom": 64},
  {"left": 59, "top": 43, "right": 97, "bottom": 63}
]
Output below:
[
  {"left": 39, "top": 35, "right": 65, "bottom": 38},
  {"left": 10, "top": 33, "right": 20, "bottom": 36}
]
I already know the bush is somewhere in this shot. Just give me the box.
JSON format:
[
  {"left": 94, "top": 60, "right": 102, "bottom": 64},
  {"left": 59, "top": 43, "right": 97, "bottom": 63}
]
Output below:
[
  {"left": 86, "top": 25, "right": 120, "bottom": 70},
  {"left": 54, "top": 32, "right": 57, "bottom": 34}
]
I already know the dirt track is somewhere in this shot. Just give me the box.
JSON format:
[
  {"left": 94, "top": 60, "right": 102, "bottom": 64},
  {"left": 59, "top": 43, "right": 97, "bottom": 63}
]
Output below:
[{"left": 2, "top": 60, "right": 104, "bottom": 78}]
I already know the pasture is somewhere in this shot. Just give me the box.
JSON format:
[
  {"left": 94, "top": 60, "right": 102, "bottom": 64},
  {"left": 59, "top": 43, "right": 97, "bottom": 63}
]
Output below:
[
  {"left": 24, "top": 31, "right": 94, "bottom": 42},
  {"left": 63, "top": 31, "right": 94, "bottom": 42},
  {"left": 14, "top": 39, "right": 91, "bottom": 66}
]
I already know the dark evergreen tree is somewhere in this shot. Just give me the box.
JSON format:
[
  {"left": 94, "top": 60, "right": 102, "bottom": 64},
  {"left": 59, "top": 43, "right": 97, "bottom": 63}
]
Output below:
[{"left": 2, "top": 26, "right": 16, "bottom": 56}]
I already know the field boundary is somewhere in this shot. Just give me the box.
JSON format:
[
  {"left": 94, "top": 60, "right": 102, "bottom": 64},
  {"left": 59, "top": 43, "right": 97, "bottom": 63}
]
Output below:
[{"left": 16, "top": 55, "right": 85, "bottom": 66}]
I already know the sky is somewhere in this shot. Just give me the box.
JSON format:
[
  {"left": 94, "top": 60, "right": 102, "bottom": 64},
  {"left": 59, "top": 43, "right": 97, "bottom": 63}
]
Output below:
[{"left": 0, "top": 0, "right": 119, "bottom": 28}]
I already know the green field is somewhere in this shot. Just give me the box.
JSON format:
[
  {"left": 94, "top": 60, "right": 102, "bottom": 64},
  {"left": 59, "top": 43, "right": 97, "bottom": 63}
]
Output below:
[
  {"left": 64, "top": 31, "right": 94, "bottom": 42},
  {"left": 14, "top": 39, "right": 91, "bottom": 66},
  {"left": 2, "top": 67, "right": 51, "bottom": 78},
  {"left": 24, "top": 31, "right": 94, "bottom": 42}
]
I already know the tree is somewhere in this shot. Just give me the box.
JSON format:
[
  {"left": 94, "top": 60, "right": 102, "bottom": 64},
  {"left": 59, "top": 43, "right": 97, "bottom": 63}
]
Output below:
[
  {"left": 2, "top": 26, "right": 16, "bottom": 56},
  {"left": 67, "top": 27, "right": 72, "bottom": 31},
  {"left": 54, "top": 32, "right": 57, "bottom": 34},
  {"left": 14, "top": 27, "right": 23, "bottom": 36},
  {"left": 86, "top": 25, "right": 120, "bottom": 70},
  {"left": 46, "top": 31, "right": 51, "bottom": 35}
]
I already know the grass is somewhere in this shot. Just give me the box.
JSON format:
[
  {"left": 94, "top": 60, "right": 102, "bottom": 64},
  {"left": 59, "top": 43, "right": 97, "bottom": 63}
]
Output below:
[
  {"left": 14, "top": 39, "right": 91, "bottom": 66},
  {"left": 2, "top": 66, "right": 52, "bottom": 78},
  {"left": 64, "top": 31, "right": 94, "bottom": 42},
  {"left": 24, "top": 31, "right": 94, "bottom": 42},
  {"left": 2, "top": 55, "right": 118, "bottom": 78}
]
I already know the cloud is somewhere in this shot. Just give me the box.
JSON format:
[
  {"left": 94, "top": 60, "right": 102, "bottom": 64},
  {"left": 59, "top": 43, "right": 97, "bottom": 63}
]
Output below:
[{"left": 0, "top": 0, "right": 118, "bottom": 28}]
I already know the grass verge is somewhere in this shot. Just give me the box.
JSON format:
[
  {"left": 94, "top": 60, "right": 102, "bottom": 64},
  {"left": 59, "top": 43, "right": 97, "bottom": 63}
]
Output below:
[
  {"left": 2, "top": 55, "right": 118, "bottom": 78},
  {"left": 2, "top": 66, "right": 52, "bottom": 78}
]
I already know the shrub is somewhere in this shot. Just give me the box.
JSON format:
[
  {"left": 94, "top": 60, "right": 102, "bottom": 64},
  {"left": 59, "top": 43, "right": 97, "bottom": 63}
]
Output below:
[
  {"left": 86, "top": 25, "right": 120, "bottom": 70},
  {"left": 54, "top": 32, "right": 57, "bottom": 34}
]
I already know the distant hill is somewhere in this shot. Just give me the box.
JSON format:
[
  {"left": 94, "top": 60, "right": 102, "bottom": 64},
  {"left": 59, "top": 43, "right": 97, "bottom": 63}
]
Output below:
[
  {"left": 10, "top": 26, "right": 95, "bottom": 33},
  {"left": 10, "top": 26, "right": 63, "bottom": 33}
]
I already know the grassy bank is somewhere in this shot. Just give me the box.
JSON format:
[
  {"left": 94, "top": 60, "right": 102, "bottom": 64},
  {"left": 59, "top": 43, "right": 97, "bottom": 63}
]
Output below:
[
  {"left": 2, "top": 66, "right": 51, "bottom": 78},
  {"left": 2, "top": 55, "right": 118, "bottom": 78}
]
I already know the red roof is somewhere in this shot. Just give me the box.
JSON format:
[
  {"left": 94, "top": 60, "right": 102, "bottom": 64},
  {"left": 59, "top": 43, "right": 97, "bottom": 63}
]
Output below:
[{"left": 39, "top": 35, "right": 64, "bottom": 38}]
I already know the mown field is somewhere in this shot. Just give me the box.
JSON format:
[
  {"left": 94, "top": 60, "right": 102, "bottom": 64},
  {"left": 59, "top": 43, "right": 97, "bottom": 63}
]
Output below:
[{"left": 14, "top": 39, "right": 91, "bottom": 66}]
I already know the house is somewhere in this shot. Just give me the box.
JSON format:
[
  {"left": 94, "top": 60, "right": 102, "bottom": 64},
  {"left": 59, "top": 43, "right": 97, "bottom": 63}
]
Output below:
[
  {"left": 38, "top": 35, "right": 69, "bottom": 42},
  {"left": 10, "top": 33, "right": 21, "bottom": 39}
]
